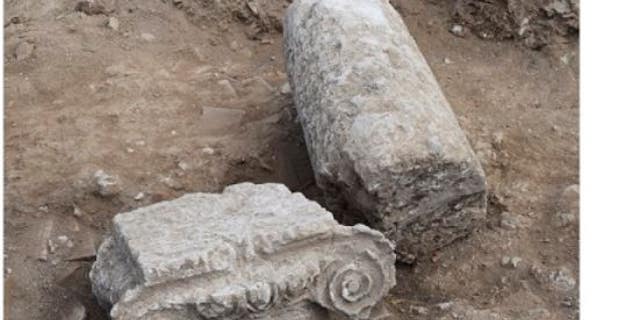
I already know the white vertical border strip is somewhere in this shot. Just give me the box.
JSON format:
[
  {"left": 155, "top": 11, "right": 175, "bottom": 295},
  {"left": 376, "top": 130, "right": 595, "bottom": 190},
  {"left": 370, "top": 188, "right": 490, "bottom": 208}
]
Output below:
[{"left": 582, "top": 1, "right": 640, "bottom": 319}]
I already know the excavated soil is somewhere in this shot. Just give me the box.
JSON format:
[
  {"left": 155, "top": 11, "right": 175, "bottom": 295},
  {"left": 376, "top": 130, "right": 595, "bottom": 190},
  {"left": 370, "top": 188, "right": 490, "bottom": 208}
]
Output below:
[{"left": 4, "top": 0, "right": 579, "bottom": 319}]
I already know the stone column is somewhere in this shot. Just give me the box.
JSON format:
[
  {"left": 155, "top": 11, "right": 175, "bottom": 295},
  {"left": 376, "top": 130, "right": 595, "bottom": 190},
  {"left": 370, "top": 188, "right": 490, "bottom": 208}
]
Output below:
[
  {"left": 284, "top": 0, "right": 487, "bottom": 257},
  {"left": 90, "top": 183, "right": 395, "bottom": 319}
]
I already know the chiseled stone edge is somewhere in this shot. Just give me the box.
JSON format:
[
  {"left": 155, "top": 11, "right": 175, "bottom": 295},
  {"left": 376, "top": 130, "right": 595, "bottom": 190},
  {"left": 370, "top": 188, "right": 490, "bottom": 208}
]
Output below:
[{"left": 90, "top": 183, "right": 396, "bottom": 319}]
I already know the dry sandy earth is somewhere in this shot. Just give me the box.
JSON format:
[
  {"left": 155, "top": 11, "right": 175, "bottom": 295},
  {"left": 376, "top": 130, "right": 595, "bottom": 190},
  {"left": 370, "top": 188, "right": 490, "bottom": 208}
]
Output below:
[{"left": 4, "top": 0, "right": 579, "bottom": 319}]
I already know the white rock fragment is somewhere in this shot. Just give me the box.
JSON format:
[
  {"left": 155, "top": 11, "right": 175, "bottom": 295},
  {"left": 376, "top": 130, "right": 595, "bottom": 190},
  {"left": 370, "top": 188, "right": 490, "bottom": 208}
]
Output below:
[
  {"left": 106, "top": 17, "right": 119, "bottom": 31},
  {"left": 491, "top": 131, "right": 505, "bottom": 149},
  {"left": 550, "top": 267, "right": 576, "bottom": 292},
  {"left": 501, "top": 256, "right": 522, "bottom": 269},
  {"left": 160, "top": 176, "right": 183, "bottom": 190},
  {"left": 73, "top": 204, "right": 84, "bottom": 217},
  {"left": 34, "top": 218, "right": 54, "bottom": 261},
  {"left": 177, "top": 161, "right": 190, "bottom": 171},
  {"left": 94, "top": 170, "right": 121, "bottom": 197},
  {"left": 48, "top": 239, "right": 58, "bottom": 254},
  {"left": 90, "top": 183, "right": 396, "bottom": 320},
  {"left": 133, "top": 192, "right": 145, "bottom": 201},
  {"left": 280, "top": 82, "right": 292, "bottom": 95},
  {"left": 201, "top": 147, "right": 215, "bottom": 155},
  {"left": 450, "top": 24, "right": 465, "bottom": 37},
  {"left": 58, "top": 235, "right": 74, "bottom": 248},
  {"left": 436, "top": 302, "right": 453, "bottom": 311}
]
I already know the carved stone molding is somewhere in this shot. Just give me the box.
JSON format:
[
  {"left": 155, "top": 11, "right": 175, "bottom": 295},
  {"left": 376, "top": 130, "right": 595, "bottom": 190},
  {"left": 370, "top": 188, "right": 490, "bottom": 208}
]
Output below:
[{"left": 90, "top": 183, "right": 395, "bottom": 319}]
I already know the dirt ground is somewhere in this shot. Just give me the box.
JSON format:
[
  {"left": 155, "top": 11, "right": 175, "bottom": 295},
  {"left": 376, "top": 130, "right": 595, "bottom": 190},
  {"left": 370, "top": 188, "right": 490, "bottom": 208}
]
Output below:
[{"left": 4, "top": 0, "right": 579, "bottom": 319}]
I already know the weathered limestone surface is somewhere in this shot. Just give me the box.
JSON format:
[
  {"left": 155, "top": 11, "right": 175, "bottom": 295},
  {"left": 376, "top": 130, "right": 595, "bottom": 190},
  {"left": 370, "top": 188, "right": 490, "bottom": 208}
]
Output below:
[
  {"left": 90, "top": 183, "right": 395, "bottom": 319},
  {"left": 284, "top": 0, "right": 487, "bottom": 255}
]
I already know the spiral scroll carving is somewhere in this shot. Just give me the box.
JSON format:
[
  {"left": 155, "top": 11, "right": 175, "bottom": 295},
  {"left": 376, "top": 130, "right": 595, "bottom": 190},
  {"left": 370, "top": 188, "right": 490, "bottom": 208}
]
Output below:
[{"left": 315, "top": 249, "right": 393, "bottom": 319}]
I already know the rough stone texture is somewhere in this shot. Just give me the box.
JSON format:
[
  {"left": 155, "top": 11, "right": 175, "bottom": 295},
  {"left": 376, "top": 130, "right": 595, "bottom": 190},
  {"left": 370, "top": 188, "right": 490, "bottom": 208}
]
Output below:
[
  {"left": 90, "top": 183, "right": 395, "bottom": 320},
  {"left": 284, "top": 0, "right": 487, "bottom": 256}
]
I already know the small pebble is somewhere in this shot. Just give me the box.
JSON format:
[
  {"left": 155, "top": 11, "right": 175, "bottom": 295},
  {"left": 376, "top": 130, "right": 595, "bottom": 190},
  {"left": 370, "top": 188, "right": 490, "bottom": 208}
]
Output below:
[
  {"left": 280, "top": 82, "right": 292, "bottom": 95},
  {"left": 491, "top": 131, "right": 505, "bottom": 149},
  {"left": 501, "top": 256, "right": 522, "bottom": 268},
  {"left": 177, "top": 161, "right": 190, "bottom": 171},
  {"left": 202, "top": 147, "right": 215, "bottom": 155},
  {"left": 48, "top": 239, "right": 57, "bottom": 253},
  {"left": 58, "top": 235, "right": 74, "bottom": 248},
  {"left": 500, "top": 212, "right": 520, "bottom": 230},
  {"left": 436, "top": 302, "right": 453, "bottom": 311},
  {"left": 72, "top": 204, "right": 84, "bottom": 217},
  {"left": 106, "top": 17, "right": 119, "bottom": 31},
  {"left": 134, "top": 192, "right": 145, "bottom": 201},
  {"left": 94, "top": 170, "right": 121, "bottom": 197},
  {"left": 410, "top": 305, "right": 429, "bottom": 315},
  {"left": 161, "top": 176, "right": 183, "bottom": 190},
  {"left": 443, "top": 57, "right": 452, "bottom": 64},
  {"left": 550, "top": 267, "right": 576, "bottom": 291},
  {"left": 396, "top": 251, "right": 416, "bottom": 265},
  {"left": 450, "top": 24, "right": 465, "bottom": 37},
  {"left": 561, "top": 297, "right": 573, "bottom": 307}
]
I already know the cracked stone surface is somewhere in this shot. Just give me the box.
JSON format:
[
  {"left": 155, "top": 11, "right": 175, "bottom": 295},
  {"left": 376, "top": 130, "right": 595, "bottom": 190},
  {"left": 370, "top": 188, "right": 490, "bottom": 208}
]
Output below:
[
  {"left": 90, "top": 183, "right": 396, "bottom": 319},
  {"left": 284, "top": 0, "right": 487, "bottom": 255}
]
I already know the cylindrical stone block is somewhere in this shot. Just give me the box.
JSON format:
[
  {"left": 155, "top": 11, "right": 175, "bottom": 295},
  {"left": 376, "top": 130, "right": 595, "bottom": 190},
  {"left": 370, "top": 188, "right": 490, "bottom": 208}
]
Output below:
[{"left": 284, "top": 0, "right": 487, "bottom": 256}]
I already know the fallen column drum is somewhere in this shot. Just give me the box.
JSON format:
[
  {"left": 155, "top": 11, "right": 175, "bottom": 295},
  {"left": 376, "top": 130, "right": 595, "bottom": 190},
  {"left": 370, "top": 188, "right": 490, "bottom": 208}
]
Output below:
[{"left": 284, "top": 0, "right": 487, "bottom": 256}]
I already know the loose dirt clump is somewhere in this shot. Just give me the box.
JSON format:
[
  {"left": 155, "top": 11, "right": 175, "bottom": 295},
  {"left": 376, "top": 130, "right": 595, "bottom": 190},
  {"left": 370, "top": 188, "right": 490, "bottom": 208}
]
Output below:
[
  {"left": 171, "top": 0, "right": 287, "bottom": 38},
  {"left": 452, "top": 0, "right": 579, "bottom": 49}
]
